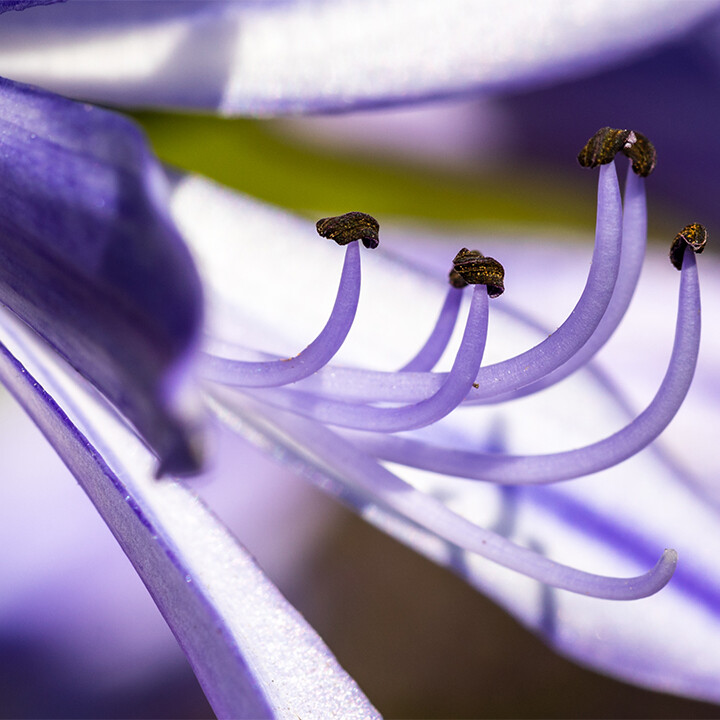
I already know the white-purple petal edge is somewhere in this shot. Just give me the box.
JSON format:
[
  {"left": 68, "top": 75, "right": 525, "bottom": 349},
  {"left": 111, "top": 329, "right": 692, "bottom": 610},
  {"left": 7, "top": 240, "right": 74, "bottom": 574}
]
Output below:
[
  {"left": 0, "top": 0, "right": 718, "bottom": 112},
  {"left": 0, "top": 306, "right": 379, "bottom": 720}
]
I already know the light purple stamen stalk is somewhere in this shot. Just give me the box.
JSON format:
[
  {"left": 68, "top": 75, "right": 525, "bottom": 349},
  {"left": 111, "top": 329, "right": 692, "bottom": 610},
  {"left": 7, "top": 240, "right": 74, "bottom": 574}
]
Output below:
[
  {"left": 200, "top": 242, "right": 360, "bottom": 387},
  {"left": 398, "top": 284, "right": 463, "bottom": 372},
  {"left": 277, "top": 161, "right": 623, "bottom": 405},
  {"left": 354, "top": 249, "right": 700, "bottom": 483},
  {"left": 486, "top": 162, "right": 647, "bottom": 403},
  {"left": 246, "top": 285, "right": 488, "bottom": 432},
  {"left": 212, "top": 390, "right": 677, "bottom": 600}
]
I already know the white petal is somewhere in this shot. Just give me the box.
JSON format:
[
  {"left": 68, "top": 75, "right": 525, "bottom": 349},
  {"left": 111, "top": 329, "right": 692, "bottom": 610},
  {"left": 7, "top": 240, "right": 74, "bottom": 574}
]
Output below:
[{"left": 0, "top": 0, "right": 717, "bottom": 112}]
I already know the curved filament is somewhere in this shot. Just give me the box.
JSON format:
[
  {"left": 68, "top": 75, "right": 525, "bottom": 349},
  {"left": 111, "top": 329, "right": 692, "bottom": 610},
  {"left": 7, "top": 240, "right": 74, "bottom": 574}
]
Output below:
[
  {"left": 283, "top": 160, "right": 623, "bottom": 405},
  {"left": 249, "top": 284, "right": 489, "bottom": 432},
  {"left": 201, "top": 242, "right": 360, "bottom": 388},
  {"left": 399, "top": 284, "right": 463, "bottom": 372},
  {"left": 355, "top": 250, "right": 701, "bottom": 484},
  {"left": 487, "top": 162, "right": 647, "bottom": 403},
  {"left": 212, "top": 390, "right": 677, "bottom": 600}
]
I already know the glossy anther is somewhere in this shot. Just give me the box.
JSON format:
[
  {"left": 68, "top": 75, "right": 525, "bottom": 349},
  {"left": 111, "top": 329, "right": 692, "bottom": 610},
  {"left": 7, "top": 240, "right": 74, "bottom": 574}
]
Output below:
[
  {"left": 451, "top": 248, "right": 505, "bottom": 297},
  {"left": 316, "top": 211, "right": 380, "bottom": 249},
  {"left": 578, "top": 127, "right": 656, "bottom": 177},
  {"left": 622, "top": 130, "right": 657, "bottom": 177},
  {"left": 670, "top": 222, "right": 708, "bottom": 270}
]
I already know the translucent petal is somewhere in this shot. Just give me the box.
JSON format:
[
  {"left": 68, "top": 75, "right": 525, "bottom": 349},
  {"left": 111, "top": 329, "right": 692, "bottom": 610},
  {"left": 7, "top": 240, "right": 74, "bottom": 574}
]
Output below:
[
  {"left": 172, "top": 172, "right": 720, "bottom": 703},
  {"left": 0, "top": 76, "right": 204, "bottom": 475},
  {"left": 0, "top": 306, "right": 379, "bottom": 719},
  {"left": 0, "top": 0, "right": 717, "bottom": 112}
]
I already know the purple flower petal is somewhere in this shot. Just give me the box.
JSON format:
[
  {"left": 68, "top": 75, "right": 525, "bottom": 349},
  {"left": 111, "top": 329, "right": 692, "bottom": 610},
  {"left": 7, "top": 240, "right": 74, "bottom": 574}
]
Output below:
[
  {"left": 0, "top": 305, "right": 379, "bottom": 719},
  {"left": 0, "top": 0, "right": 64, "bottom": 13},
  {"left": 0, "top": 1, "right": 718, "bottom": 112},
  {"left": 0, "top": 76, "right": 204, "bottom": 475},
  {"left": 171, "top": 172, "right": 720, "bottom": 703}
]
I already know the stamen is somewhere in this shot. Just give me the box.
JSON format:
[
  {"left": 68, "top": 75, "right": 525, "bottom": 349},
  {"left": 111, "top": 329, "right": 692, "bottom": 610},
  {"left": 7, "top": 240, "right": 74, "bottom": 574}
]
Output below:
[
  {"left": 201, "top": 231, "right": 364, "bottom": 387},
  {"left": 212, "top": 391, "right": 677, "bottom": 600},
  {"left": 578, "top": 127, "right": 630, "bottom": 169},
  {"left": 247, "top": 283, "right": 489, "bottom": 432},
  {"left": 578, "top": 126, "right": 656, "bottom": 176},
  {"left": 622, "top": 130, "right": 657, "bottom": 178},
  {"left": 355, "top": 249, "right": 701, "bottom": 483},
  {"left": 316, "top": 211, "right": 380, "bottom": 249},
  {"left": 669, "top": 223, "right": 707, "bottom": 270},
  {"left": 399, "top": 284, "right": 463, "bottom": 372},
  {"left": 278, "top": 161, "right": 624, "bottom": 405},
  {"left": 450, "top": 248, "right": 505, "bottom": 297},
  {"left": 493, "top": 161, "right": 647, "bottom": 402}
]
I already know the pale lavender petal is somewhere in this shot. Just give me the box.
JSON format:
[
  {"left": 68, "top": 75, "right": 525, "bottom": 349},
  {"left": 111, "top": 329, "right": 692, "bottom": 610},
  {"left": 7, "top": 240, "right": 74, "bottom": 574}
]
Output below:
[
  {"left": 0, "top": 308, "right": 379, "bottom": 719},
  {"left": 0, "top": 76, "right": 203, "bottom": 475},
  {"left": 172, "top": 173, "right": 720, "bottom": 702},
  {"left": 0, "top": 1, "right": 717, "bottom": 112},
  {"left": 0, "top": 390, "right": 339, "bottom": 709}
]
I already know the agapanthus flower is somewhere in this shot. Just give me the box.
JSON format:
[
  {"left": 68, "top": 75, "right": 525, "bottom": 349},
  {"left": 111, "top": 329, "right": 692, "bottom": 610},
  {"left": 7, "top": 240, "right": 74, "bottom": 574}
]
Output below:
[{"left": 2, "top": 1, "right": 720, "bottom": 717}]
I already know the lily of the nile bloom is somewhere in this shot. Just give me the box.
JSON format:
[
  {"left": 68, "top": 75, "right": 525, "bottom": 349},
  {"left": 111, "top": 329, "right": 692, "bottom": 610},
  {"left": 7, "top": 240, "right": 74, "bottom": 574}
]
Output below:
[
  {"left": 0, "top": 72, "right": 713, "bottom": 710},
  {"left": 1, "top": 0, "right": 720, "bottom": 716}
]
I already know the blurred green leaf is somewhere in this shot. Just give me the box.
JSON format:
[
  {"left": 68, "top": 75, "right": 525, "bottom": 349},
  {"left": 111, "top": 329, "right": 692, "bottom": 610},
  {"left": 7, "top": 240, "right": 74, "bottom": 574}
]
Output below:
[{"left": 133, "top": 112, "right": 600, "bottom": 232}]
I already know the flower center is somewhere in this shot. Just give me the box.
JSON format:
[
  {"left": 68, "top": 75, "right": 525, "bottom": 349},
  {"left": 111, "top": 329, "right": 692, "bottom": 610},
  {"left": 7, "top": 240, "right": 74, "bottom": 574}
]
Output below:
[{"left": 202, "top": 128, "right": 705, "bottom": 602}]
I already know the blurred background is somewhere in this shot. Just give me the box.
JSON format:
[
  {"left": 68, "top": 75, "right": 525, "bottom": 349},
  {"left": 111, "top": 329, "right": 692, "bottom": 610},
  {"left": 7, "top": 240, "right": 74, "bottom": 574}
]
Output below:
[{"left": 4, "top": 4, "right": 720, "bottom": 718}]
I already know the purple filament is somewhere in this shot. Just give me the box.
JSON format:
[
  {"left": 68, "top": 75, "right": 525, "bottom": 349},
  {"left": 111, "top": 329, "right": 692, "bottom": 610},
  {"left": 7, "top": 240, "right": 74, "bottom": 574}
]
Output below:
[
  {"left": 485, "top": 162, "right": 647, "bottom": 404},
  {"left": 354, "top": 249, "right": 701, "bottom": 484},
  {"left": 284, "top": 160, "right": 623, "bottom": 405},
  {"left": 200, "top": 242, "right": 360, "bottom": 388},
  {"left": 219, "top": 391, "right": 677, "bottom": 600},
  {"left": 398, "top": 285, "right": 463, "bottom": 372},
  {"left": 247, "top": 284, "right": 488, "bottom": 432}
]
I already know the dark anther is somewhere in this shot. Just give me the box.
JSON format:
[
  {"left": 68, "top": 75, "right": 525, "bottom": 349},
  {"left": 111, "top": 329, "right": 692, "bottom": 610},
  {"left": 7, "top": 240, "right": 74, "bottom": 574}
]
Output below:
[
  {"left": 669, "top": 223, "right": 708, "bottom": 270},
  {"left": 622, "top": 130, "right": 657, "bottom": 177},
  {"left": 316, "top": 212, "right": 380, "bottom": 249},
  {"left": 577, "top": 127, "right": 656, "bottom": 177},
  {"left": 578, "top": 127, "right": 629, "bottom": 169},
  {"left": 451, "top": 248, "right": 505, "bottom": 298}
]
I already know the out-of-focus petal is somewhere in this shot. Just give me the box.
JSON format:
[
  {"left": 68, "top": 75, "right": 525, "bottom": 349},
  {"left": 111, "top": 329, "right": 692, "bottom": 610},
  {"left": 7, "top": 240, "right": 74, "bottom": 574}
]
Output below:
[
  {"left": 0, "top": 389, "right": 340, "bottom": 709},
  {"left": 0, "top": 0, "right": 64, "bottom": 14},
  {"left": 171, "top": 172, "right": 720, "bottom": 703},
  {"left": 499, "top": 39, "right": 720, "bottom": 229},
  {"left": 0, "top": 307, "right": 379, "bottom": 720},
  {"left": 0, "top": 76, "right": 204, "bottom": 475},
  {"left": 0, "top": 0, "right": 718, "bottom": 113}
]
